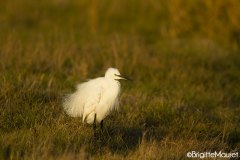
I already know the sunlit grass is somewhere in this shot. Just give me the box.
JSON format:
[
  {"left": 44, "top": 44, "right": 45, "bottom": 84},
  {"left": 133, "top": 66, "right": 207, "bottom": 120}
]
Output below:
[{"left": 0, "top": 0, "right": 240, "bottom": 159}]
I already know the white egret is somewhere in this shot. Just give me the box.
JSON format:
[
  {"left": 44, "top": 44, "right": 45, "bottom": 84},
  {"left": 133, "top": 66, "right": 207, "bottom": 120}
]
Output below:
[{"left": 63, "top": 68, "right": 128, "bottom": 131}]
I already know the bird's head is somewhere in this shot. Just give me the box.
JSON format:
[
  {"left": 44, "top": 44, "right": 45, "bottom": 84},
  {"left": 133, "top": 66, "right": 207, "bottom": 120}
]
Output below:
[{"left": 105, "top": 68, "right": 129, "bottom": 80}]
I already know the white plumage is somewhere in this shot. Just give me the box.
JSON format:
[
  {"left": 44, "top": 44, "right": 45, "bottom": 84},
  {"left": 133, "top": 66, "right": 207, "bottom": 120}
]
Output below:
[{"left": 63, "top": 68, "right": 127, "bottom": 125}]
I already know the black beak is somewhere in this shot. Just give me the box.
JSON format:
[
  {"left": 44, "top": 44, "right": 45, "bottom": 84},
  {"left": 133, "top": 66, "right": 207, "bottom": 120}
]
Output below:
[{"left": 118, "top": 75, "right": 132, "bottom": 81}]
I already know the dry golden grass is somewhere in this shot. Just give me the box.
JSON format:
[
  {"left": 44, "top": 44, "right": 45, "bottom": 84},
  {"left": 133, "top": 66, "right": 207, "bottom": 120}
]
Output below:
[{"left": 0, "top": 0, "right": 240, "bottom": 159}]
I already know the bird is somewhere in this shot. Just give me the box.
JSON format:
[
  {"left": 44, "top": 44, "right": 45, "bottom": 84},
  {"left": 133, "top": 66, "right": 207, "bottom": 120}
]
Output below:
[{"left": 63, "top": 67, "right": 128, "bottom": 131}]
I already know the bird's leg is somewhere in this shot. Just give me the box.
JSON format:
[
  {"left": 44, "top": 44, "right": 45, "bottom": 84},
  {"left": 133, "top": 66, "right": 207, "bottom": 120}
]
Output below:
[
  {"left": 93, "top": 114, "right": 97, "bottom": 131},
  {"left": 100, "top": 120, "right": 104, "bottom": 131},
  {"left": 93, "top": 114, "right": 97, "bottom": 138}
]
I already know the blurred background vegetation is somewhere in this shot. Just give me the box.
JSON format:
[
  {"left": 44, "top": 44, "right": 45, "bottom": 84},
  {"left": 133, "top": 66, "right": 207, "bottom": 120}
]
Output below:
[
  {"left": 1, "top": 0, "right": 240, "bottom": 44},
  {"left": 0, "top": 0, "right": 240, "bottom": 159}
]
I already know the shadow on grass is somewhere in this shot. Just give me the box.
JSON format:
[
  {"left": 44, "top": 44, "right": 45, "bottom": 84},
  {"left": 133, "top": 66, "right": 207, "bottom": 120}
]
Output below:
[
  {"left": 85, "top": 122, "right": 165, "bottom": 156},
  {"left": 86, "top": 126, "right": 143, "bottom": 155}
]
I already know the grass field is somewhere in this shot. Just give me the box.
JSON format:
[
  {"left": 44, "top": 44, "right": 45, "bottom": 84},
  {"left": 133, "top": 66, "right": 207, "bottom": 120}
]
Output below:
[{"left": 0, "top": 0, "right": 240, "bottom": 159}]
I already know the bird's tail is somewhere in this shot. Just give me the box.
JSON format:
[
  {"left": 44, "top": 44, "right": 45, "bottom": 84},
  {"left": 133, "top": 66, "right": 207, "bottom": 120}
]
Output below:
[{"left": 62, "top": 93, "right": 84, "bottom": 117}]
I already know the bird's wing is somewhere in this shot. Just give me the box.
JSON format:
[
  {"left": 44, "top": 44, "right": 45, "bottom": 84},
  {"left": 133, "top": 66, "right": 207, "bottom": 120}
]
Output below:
[
  {"left": 63, "top": 78, "right": 104, "bottom": 119},
  {"left": 82, "top": 86, "right": 103, "bottom": 123}
]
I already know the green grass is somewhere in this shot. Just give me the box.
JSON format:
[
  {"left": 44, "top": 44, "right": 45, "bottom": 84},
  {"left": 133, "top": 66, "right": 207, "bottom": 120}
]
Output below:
[{"left": 0, "top": 0, "right": 240, "bottom": 159}]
